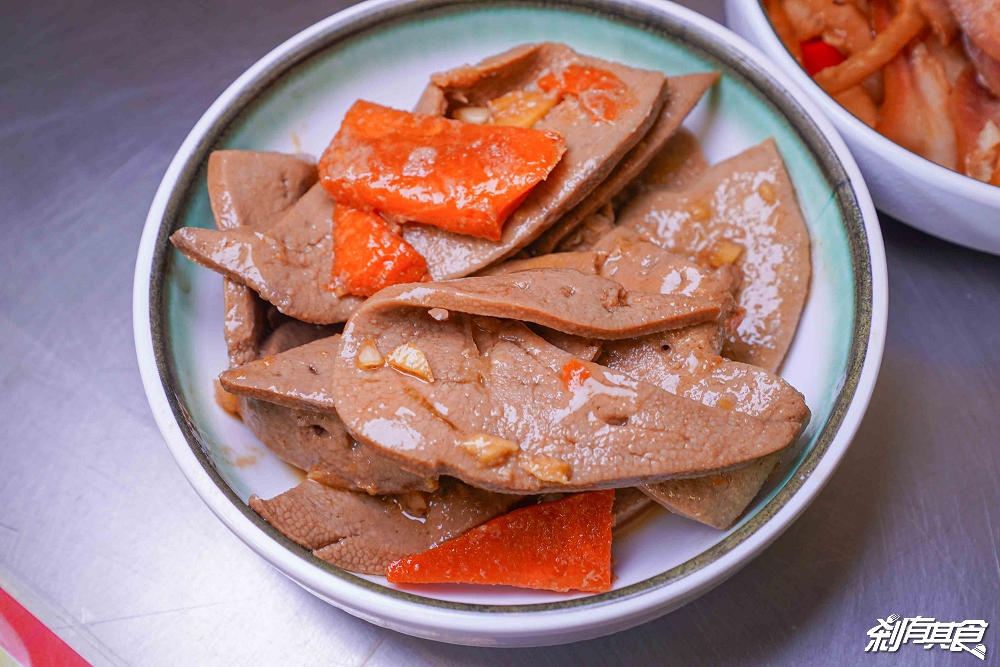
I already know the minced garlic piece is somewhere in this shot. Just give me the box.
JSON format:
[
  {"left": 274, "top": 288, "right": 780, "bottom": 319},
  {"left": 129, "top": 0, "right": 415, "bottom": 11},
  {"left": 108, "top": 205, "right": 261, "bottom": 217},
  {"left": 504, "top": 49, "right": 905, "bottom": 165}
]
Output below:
[
  {"left": 757, "top": 181, "right": 776, "bottom": 204},
  {"left": 489, "top": 90, "right": 559, "bottom": 128},
  {"left": 355, "top": 337, "right": 384, "bottom": 370},
  {"left": 686, "top": 199, "right": 713, "bottom": 222},
  {"left": 460, "top": 433, "right": 520, "bottom": 466},
  {"left": 453, "top": 106, "right": 491, "bottom": 125},
  {"left": 397, "top": 490, "right": 429, "bottom": 517},
  {"left": 703, "top": 239, "right": 744, "bottom": 268},
  {"left": 386, "top": 342, "right": 435, "bottom": 382},
  {"left": 524, "top": 455, "right": 572, "bottom": 484}
]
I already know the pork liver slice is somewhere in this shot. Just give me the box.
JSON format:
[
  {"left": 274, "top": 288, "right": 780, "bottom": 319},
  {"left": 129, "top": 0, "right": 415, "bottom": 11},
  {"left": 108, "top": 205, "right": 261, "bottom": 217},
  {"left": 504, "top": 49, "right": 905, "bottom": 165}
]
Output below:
[
  {"left": 553, "top": 206, "right": 617, "bottom": 253},
  {"left": 250, "top": 478, "right": 519, "bottom": 574},
  {"left": 349, "top": 269, "right": 727, "bottom": 340},
  {"left": 486, "top": 228, "right": 736, "bottom": 310},
  {"left": 220, "top": 335, "right": 344, "bottom": 412},
  {"left": 256, "top": 319, "right": 339, "bottom": 358},
  {"left": 222, "top": 335, "right": 437, "bottom": 495},
  {"left": 476, "top": 250, "right": 604, "bottom": 277},
  {"left": 207, "top": 150, "right": 317, "bottom": 232},
  {"left": 242, "top": 399, "right": 435, "bottom": 495},
  {"left": 602, "top": 325, "right": 807, "bottom": 528},
  {"left": 221, "top": 278, "right": 268, "bottom": 368},
  {"left": 589, "top": 233, "right": 809, "bottom": 528},
  {"left": 528, "top": 72, "right": 719, "bottom": 255},
  {"left": 615, "top": 127, "right": 709, "bottom": 205},
  {"left": 171, "top": 183, "right": 364, "bottom": 324},
  {"left": 617, "top": 138, "right": 811, "bottom": 372},
  {"left": 611, "top": 487, "right": 654, "bottom": 528},
  {"left": 205, "top": 150, "right": 316, "bottom": 367},
  {"left": 327, "top": 272, "right": 797, "bottom": 492},
  {"left": 230, "top": 318, "right": 430, "bottom": 495},
  {"left": 472, "top": 230, "right": 808, "bottom": 523},
  {"left": 403, "top": 43, "right": 670, "bottom": 278}
]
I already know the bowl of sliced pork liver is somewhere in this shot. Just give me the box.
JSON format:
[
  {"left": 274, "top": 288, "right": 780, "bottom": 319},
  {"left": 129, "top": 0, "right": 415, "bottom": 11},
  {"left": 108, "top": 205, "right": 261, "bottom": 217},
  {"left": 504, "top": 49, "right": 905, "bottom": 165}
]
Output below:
[{"left": 133, "top": 0, "right": 887, "bottom": 647}]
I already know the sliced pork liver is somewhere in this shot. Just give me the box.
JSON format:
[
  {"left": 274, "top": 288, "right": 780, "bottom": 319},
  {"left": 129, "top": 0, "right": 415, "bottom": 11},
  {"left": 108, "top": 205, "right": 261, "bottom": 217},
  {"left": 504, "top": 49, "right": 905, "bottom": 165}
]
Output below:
[
  {"left": 222, "top": 279, "right": 269, "bottom": 367},
  {"left": 476, "top": 250, "right": 603, "bottom": 277},
  {"left": 250, "top": 478, "right": 520, "bottom": 574},
  {"left": 222, "top": 335, "right": 436, "bottom": 495},
  {"left": 326, "top": 273, "right": 798, "bottom": 493},
  {"left": 592, "top": 228, "right": 738, "bottom": 308},
  {"left": 205, "top": 150, "right": 316, "bottom": 367},
  {"left": 588, "top": 234, "right": 809, "bottom": 528},
  {"left": 479, "top": 230, "right": 808, "bottom": 525},
  {"left": 611, "top": 487, "right": 654, "bottom": 528},
  {"left": 257, "top": 319, "right": 339, "bottom": 358},
  {"left": 601, "top": 324, "right": 806, "bottom": 528},
  {"left": 643, "top": 451, "right": 781, "bottom": 529},
  {"left": 614, "top": 127, "right": 709, "bottom": 206},
  {"left": 527, "top": 72, "right": 719, "bottom": 255},
  {"left": 485, "top": 228, "right": 736, "bottom": 311},
  {"left": 241, "top": 399, "right": 435, "bottom": 494},
  {"left": 403, "top": 43, "right": 670, "bottom": 278},
  {"left": 353, "top": 269, "right": 726, "bottom": 340},
  {"left": 171, "top": 184, "right": 364, "bottom": 324},
  {"left": 207, "top": 150, "right": 317, "bottom": 232},
  {"left": 553, "top": 206, "right": 616, "bottom": 253},
  {"left": 528, "top": 326, "right": 603, "bottom": 363},
  {"left": 617, "top": 139, "right": 811, "bottom": 372}
]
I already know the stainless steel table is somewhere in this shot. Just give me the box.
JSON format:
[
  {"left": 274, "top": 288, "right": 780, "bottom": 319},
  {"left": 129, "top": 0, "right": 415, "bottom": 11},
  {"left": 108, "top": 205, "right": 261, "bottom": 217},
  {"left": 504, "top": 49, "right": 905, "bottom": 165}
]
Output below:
[{"left": 2, "top": 0, "right": 998, "bottom": 664}]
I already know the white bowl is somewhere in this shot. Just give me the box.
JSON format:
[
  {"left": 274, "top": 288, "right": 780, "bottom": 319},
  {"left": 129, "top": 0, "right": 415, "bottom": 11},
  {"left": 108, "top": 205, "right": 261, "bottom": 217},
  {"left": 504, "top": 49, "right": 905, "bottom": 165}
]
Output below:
[
  {"left": 133, "top": 0, "right": 888, "bottom": 647},
  {"left": 726, "top": 0, "right": 1000, "bottom": 255}
]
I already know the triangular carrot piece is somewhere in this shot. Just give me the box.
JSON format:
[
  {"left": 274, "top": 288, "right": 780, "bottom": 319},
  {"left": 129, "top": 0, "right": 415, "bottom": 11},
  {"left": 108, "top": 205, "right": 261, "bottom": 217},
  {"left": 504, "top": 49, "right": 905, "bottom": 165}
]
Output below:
[
  {"left": 331, "top": 206, "right": 428, "bottom": 297},
  {"left": 386, "top": 490, "right": 614, "bottom": 593}
]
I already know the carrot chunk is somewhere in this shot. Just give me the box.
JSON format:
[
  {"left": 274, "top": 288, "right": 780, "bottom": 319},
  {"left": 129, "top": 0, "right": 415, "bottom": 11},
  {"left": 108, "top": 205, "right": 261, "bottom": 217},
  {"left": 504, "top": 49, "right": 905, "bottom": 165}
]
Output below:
[
  {"left": 386, "top": 491, "right": 615, "bottom": 593},
  {"left": 538, "top": 65, "right": 633, "bottom": 122},
  {"left": 331, "top": 206, "right": 428, "bottom": 297},
  {"left": 319, "top": 100, "right": 566, "bottom": 241}
]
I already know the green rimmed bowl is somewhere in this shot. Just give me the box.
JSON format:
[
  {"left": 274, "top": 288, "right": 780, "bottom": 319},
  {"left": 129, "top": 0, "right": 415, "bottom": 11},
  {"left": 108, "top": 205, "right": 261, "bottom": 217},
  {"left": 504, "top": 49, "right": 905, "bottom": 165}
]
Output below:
[{"left": 133, "top": 0, "right": 887, "bottom": 646}]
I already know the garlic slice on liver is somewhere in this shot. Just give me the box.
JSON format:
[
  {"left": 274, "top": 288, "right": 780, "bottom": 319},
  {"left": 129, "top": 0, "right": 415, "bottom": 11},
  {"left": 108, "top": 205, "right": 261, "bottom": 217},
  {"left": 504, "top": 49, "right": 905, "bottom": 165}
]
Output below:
[
  {"left": 386, "top": 342, "right": 435, "bottom": 382},
  {"left": 460, "top": 434, "right": 520, "bottom": 466}
]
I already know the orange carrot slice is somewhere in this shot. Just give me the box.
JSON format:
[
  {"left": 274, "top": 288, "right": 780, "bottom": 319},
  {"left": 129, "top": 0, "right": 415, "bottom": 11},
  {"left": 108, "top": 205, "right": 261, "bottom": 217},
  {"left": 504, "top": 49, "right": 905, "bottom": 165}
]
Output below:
[
  {"left": 386, "top": 491, "right": 615, "bottom": 593},
  {"left": 537, "top": 65, "right": 633, "bottom": 122},
  {"left": 331, "top": 206, "right": 428, "bottom": 297},
  {"left": 319, "top": 100, "right": 565, "bottom": 241}
]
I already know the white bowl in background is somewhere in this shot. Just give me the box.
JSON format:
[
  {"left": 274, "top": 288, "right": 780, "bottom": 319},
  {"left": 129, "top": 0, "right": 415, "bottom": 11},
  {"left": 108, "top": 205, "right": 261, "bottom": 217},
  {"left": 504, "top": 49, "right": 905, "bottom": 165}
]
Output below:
[{"left": 726, "top": 0, "right": 1000, "bottom": 255}]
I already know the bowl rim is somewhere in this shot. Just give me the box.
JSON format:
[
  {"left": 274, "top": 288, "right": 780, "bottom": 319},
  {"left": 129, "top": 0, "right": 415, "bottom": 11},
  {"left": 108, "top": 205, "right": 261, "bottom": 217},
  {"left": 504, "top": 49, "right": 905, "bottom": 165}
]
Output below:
[
  {"left": 740, "top": 0, "right": 1000, "bottom": 207},
  {"left": 132, "top": 0, "right": 888, "bottom": 640}
]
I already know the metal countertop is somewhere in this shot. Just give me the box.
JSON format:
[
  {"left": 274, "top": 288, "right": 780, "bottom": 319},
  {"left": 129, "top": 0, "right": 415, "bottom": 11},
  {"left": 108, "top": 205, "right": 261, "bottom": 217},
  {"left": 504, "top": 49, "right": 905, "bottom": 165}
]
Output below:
[{"left": 2, "top": 0, "right": 998, "bottom": 664}]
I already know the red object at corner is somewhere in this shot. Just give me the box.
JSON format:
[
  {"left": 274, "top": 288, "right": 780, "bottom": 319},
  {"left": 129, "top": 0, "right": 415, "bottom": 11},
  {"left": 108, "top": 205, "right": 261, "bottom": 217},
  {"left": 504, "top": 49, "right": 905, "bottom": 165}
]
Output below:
[
  {"left": 800, "top": 38, "right": 847, "bottom": 76},
  {"left": 0, "top": 586, "right": 91, "bottom": 666}
]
